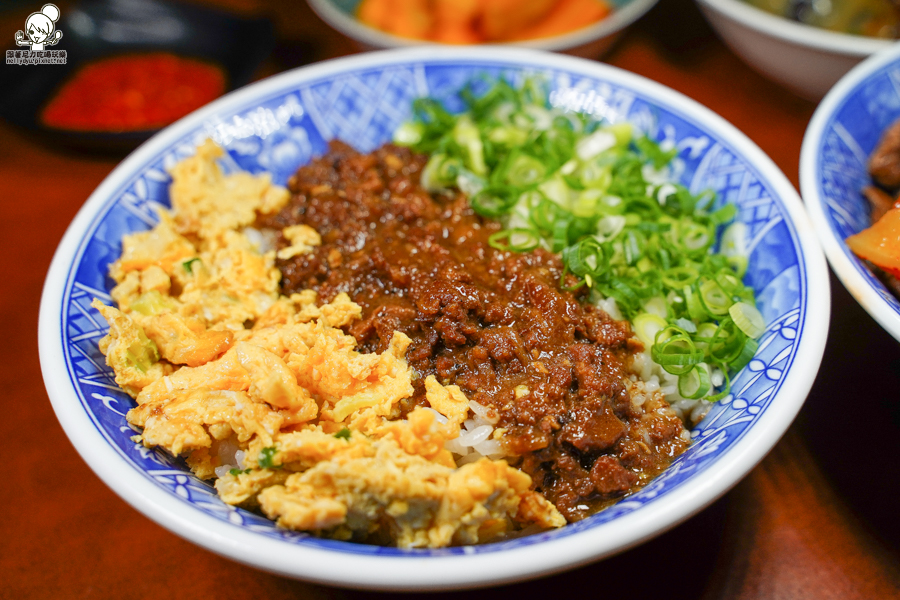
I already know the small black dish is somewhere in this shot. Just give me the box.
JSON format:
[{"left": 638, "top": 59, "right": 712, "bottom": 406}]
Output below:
[{"left": 0, "top": 0, "right": 275, "bottom": 153}]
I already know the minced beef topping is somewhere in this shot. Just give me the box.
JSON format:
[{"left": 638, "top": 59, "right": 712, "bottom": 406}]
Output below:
[{"left": 258, "top": 141, "right": 690, "bottom": 521}]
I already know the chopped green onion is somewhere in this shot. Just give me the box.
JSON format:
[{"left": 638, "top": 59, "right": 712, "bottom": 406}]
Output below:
[
  {"left": 674, "top": 317, "right": 697, "bottom": 333},
  {"left": 693, "top": 321, "right": 719, "bottom": 354},
  {"left": 182, "top": 257, "right": 201, "bottom": 274},
  {"left": 551, "top": 215, "right": 572, "bottom": 252},
  {"left": 635, "top": 135, "right": 678, "bottom": 169},
  {"left": 471, "top": 188, "right": 518, "bottom": 217},
  {"left": 453, "top": 115, "right": 487, "bottom": 176},
  {"left": 679, "top": 363, "right": 712, "bottom": 399},
  {"left": 727, "top": 255, "right": 749, "bottom": 278},
  {"left": 662, "top": 265, "right": 699, "bottom": 289},
  {"left": 501, "top": 152, "right": 546, "bottom": 185},
  {"left": 258, "top": 446, "right": 281, "bottom": 470},
  {"left": 652, "top": 326, "right": 704, "bottom": 375},
  {"left": 393, "top": 121, "right": 424, "bottom": 146},
  {"left": 394, "top": 76, "right": 762, "bottom": 403},
  {"left": 729, "top": 302, "right": 766, "bottom": 338},
  {"left": 704, "top": 366, "right": 732, "bottom": 402},
  {"left": 529, "top": 195, "right": 562, "bottom": 232},
  {"left": 709, "top": 318, "right": 746, "bottom": 364},
  {"left": 562, "top": 237, "right": 606, "bottom": 277},
  {"left": 684, "top": 285, "right": 708, "bottom": 322},
  {"left": 124, "top": 327, "right": 159, "bottom": 373},
  {"left": 642, "top": 296, "right": 668, "bottom": 318},
  {"left": 678, "top": 221, "right": 712, "bottom": 254},
  {"left": 131, "top": 290, "right": 174, "bottom": 316},
  {"left": 710, "top": 203, "right": 738, "bottom": 225},
  {"left": 633, "top": 312, "right": 668, "bottom": 348},
  {"left": 576, "top": 129, "right": 617, "bottom": 160},
  {"left": 489, "top": 228, "right": 541, "bottom": 252},
  {"left": 728, "top": 336, "right": 759, "bottom": 372},
  {"left": 699, "top": 279, "right": 731, "bottom": 316},
  {"left": 421, "top": 154, "right": 462, "bottom": 191}
]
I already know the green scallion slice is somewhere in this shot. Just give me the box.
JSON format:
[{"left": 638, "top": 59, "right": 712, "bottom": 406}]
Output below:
[
  {"left": 392, "top": 75, "right": 762, "bottom": 403},
  {"left": 633, "top": 312, "right": 668, "bottom": 348},
  {"left": 729, "top": 301, "right": 766, "bottom": 339},
  {"left": 679, "top": 363, "right": 712, "bottom": 399},
  {"left": 652, "top": 327, "right": 704, "bottom": 375},
  {"left": 489, "top": 228, "right": 541, "bottom": 253},
  {"left": 699, "top": 278, "right": 732, "bottom": 316}
]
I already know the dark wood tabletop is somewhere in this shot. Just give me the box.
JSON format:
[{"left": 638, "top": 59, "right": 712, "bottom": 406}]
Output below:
[{"left": 3, "top": 0, "right": 900, "bottom": 598}]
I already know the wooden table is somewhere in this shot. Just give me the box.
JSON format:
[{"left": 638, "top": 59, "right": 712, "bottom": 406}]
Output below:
[{"left": 3, "top": 0, "right": 900, "bottom": 597}]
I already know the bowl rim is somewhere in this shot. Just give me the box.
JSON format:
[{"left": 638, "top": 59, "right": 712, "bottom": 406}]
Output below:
[
  {"left": 305, "top": 0, "right": 658, "bottom": 51},
  {"left": 800, "top": 43, "right": 900, "bottom": 343},
  {"left": 695, "top": 0, "right": 892, "bottom": 56},
  {"left": 39, "top": 45, "right": 830, "bottom": 591}
]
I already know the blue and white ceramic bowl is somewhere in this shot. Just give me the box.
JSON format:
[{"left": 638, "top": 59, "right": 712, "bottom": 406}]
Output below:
[
  {"left": 39, "top": 47, "right": 829, "bottom": 590},
  {"left": 801, "top": 44, "right": 900, "bottom": 343}
]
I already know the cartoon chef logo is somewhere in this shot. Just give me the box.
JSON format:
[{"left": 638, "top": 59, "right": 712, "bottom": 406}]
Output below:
[{"left": 15, "top": 4, "right": 63, "bottom": 51}]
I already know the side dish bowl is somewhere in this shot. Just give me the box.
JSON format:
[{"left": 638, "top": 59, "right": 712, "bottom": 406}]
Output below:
[
  {"left": 695, "top": 0, "right": 892, "bottom": 101},
  {"left": 0, "top": 0, "right": 274, "bottom": 152},
  {"left": 305, "top": 0, "right": 657, "bottom": 58},
  {"left": 39, "top": 46, "right": 829, "bottom": 590},
  {"left": 801, "top": 43, "right": 900, "bottom": 342}
]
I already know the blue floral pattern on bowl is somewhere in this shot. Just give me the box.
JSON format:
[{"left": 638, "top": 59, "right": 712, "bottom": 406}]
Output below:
[
  {"left": 57, "top": 57, "right": 808, "bottom": 557},
  {"left": 809, "top": 58, "right": 900, "bottom": 321}
]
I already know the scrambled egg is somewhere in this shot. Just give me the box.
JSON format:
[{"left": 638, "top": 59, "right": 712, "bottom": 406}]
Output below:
[{"left": 94, "top": 140, "right": 564, "bottom": 547}]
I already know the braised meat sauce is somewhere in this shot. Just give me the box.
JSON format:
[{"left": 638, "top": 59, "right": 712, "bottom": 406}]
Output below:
[{"left": 258, "top": 141, "right": 690, "bottom": 521}]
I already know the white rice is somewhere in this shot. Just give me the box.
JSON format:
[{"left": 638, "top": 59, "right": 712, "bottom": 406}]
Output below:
[
  {"left": 445, "top": 407, "right": 507, "bottom": 462},
  {"left": 631, "top": 346, "right": 712, "bottom": 426},
  {"left": 214, "top": 439, "right": 246, "bottom": 478},
  {"left": 242, "top": 226, "right": 279, "bottom": 253}
]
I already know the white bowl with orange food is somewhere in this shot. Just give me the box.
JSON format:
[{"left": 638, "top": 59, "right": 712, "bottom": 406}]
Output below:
[
  {"left": 802, "top": 43, "right": 900, "bottom": 342},
  {"left": 306, "top": 0, "right": 657, "bottom": 58}
]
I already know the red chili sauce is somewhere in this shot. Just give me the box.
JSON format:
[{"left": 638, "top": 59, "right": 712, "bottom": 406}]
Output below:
[{"left": 41, "top": 52, "right": 226, "bottom": 132}]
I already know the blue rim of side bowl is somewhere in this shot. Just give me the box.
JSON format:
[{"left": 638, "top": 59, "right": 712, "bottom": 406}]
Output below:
[
  {"left": 39, "top": 46, "right": 830, "bottom": 590},
  {"left": 801, "top": 42, "right": 900, "bottom": 343}
]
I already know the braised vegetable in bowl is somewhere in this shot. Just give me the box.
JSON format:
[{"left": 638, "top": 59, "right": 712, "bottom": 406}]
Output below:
[
  {"left": 846, "top": 117, "right": 900, "bottom": 296},
  {"left": 800, "top": 41, "right": 900, "bottom": 344}
]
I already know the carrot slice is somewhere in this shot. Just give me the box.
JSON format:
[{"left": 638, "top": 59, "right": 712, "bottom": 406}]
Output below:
[
  {"left": 357, "top": 0, "right": 612, "bottom": 43},
  {"left": 478, "top": 0, "right": 557, "bottom": 41},
  {"left": 386, "top": 0, "right": 433, "bottom": 38},
  {"left": 508, "top": 0, "right": 611, "bottom": 41},
  {"left": 358, "top": 0, "right": 433, "bottom": 39},
  {"left": 847, "top": 205, "right": 900, "bottom": 275},
  {"left": 432, "top": 0, "right": 481, "bottom": 43},
  {"left": 357, "top": 0, "right": 391, "bottom": 29}
]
